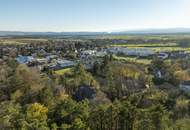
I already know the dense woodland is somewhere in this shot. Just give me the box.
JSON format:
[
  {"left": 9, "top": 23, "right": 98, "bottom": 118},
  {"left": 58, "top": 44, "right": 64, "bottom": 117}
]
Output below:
[{"left": 0, "top": 35, "right": 190, "bottom": 130}]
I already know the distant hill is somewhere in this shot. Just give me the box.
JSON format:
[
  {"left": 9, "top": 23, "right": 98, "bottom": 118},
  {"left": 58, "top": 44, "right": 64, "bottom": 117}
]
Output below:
[
  {"left": 0, "top": 31, "right": 107, "bottom": 36},
  {"left": 1, "top": 28, "right": 190, "bottom": 36},
  {"left": 113, "top": 28, "right": 190, "bottom": 34}
]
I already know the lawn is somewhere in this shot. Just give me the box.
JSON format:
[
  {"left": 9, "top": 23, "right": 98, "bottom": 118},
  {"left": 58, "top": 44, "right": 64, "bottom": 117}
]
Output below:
[
  {"left": 110, "top": 45, "right": 190, "bottom": 53},
  {"left": 0, "top": 38, "right": 48, "bottom": 45},
  {"left": 151, "top": 47, "right": 190, "bottom": 52},
  {"left": 113, "top": 55, "right": 152, "bottom": 65},
  {"left": 98, "top": 35, "right": 167, "bottom": 40},
  {"left": 54, "top": 68, "right": 72, "bottom": 75},
  {"left": 111, "top": 43, "right": 178, "bottom": 47}
]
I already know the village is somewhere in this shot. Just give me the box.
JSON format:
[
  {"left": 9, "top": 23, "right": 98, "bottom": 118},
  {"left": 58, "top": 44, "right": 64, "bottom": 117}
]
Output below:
[
  {"left": 0, "top": 35, "right": 190, "bottom": 96},
  {"left": 0, "top": 41, "right": 190, "bottom": 71}
]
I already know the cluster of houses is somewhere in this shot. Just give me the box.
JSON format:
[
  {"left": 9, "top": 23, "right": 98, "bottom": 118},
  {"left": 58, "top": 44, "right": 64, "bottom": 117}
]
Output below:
[
  {"left": 15, "top": 48, "right": 107, "bottom": 71},
  {"left": 1, "top": 41, "right": 190, "bottom": 93},
  {"left": 80, "top": 49, "right": 107, "bottom": 69},
  {"left": 16, "top": 54, "right": 76, "bottom": 71},
  {"left": 14, "top": 46, "right": 190, "bottom": 72}
]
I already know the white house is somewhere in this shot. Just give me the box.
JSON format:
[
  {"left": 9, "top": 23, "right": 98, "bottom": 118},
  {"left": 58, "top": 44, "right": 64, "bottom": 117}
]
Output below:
[
  {"left": 36, "top": 58, "right": 48, "bottom": 64},
  {"left": 81, "top": 50, "right": 96, "bottom": 56},
  {"left": 158, "top": 53, "right": 168, "bottom": 59}
]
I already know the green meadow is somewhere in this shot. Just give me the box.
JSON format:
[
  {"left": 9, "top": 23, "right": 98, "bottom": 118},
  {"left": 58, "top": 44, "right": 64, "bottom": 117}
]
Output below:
[
  {"left": 113, "top": 55, "right": 152, "bottom": 65},
  {"left": 54, "top": 68, "right": 72, "bottom": 75}
]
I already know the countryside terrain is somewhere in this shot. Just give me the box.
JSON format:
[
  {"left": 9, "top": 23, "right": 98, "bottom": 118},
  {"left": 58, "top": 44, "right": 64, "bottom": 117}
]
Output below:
[{"left": 0, "top": 33, "right": 190, "bottom": 129}]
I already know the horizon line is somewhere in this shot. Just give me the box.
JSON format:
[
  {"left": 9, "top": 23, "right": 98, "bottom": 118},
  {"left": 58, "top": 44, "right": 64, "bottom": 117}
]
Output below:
[{"left": 1, "top": 27, "right": 190, "bottom": 33}]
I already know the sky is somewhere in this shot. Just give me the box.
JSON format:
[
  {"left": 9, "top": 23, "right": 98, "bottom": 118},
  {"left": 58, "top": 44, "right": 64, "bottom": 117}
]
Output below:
[{"left": 0, "top": 0, "right": 190, "bottom": 32}]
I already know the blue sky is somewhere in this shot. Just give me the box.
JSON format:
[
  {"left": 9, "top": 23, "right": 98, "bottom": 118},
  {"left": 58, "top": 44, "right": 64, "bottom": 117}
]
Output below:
[{"left": 0, "top": 0, "right": 190, "bottom": 32}]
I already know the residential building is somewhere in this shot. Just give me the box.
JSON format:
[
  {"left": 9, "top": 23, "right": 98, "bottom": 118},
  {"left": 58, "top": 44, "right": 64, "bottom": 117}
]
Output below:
[{"left": 180, "top": 81, "right": 190, "bottom": 92}]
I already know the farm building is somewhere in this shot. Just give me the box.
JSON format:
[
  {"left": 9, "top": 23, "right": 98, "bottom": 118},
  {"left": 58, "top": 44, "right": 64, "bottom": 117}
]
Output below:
[
  {"left": 48, "top": 59, "right": 75, "bottom": 70},
  {"left": 16, "top": 55, "right": 34, "bottom": 64},
  {"left": 108, "top": 47, "right": 155, "bottom": 57}
]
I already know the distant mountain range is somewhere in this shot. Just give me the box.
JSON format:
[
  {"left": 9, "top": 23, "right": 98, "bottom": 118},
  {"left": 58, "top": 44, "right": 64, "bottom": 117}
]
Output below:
[
  {"left": 0, "top": 31, "right": 107, "bottom": 36},
  {"left": 1, "top": 28, "right": 190, "bottom": 36},
  {"left": 113, "top": 28, "right": 190, "bottom": 34}
]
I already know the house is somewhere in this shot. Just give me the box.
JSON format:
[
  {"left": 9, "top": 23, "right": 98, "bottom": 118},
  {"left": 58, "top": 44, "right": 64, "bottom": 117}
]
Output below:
[
  {"left": 46, "top": 55, "right": 58, "bottom": 61},
  {"left": 48, "top": 59, "right": 75, "bottom": 70},
  {"left": 79, "top": 49, "right": 106, "bottom": 69},
  {"left": 95, "top": 51, "right": 107, "bottom": 57},
  {"left": 80, "top": 50, "right": 96, "bottom": 59},
  {"left": 16, "top": 55, "right": 34, "bottom": 64},
  {"left": 157, "top": 52, "right": 168, "bottom": 59},
  {"left": 57, "top": 59, "right": 75, "bottom": 68},
  {"left": 180, "top": 81, "right": 190, "bottom": 92},
  {"left": 80, "top": 54, "right": 102, "bottom": 70},
  {"left": 35, "top": 58, "right": 48, "bottom": 64}
]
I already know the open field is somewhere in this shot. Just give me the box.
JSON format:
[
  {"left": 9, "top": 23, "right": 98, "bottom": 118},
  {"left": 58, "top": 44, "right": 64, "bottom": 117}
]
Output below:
[
  {"left": 111, "top": 43, "right": 178, "bottom": 47},
  {"left": 126, "top": 46, "right": 190, "bottom": 52},
  {"left": 152, "top": 47, "right": 190, "bottom": 52},
  {"left": 113, "top": 55, "right": 152, "bottom": 65},
  {"left": 0, "top": 38, "right": 48, "bottom": 45},
  {"left": 111, "top": 44, "right": 190, "bottom": 53},
  {"left": 54, "top": 68, "right": 72, "bottom": 75},
  {"left": 96, "top": 34, "right": 190, "bottom": 40}
]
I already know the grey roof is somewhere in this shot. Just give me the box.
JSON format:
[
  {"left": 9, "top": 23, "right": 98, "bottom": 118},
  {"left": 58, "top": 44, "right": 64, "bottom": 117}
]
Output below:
[
  {"left": 16, "top": 55, "right": 34, "bottom": 64},
  {"left": 181, "top": 81, "right": 190, "bottom": 86}
]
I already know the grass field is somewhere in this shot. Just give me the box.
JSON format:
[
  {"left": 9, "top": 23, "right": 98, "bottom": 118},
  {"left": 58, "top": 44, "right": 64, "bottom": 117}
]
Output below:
[
  {"left": 0, "top": 38, "right": 48, "bottom": 45},
  {"left": 152, "top": 47, "right": 190, "bottom": 52},
  {"left": 113, "top": 55, "right": 152, "bottom": 65},
  {"left": 111, "top": 45, "right": 190, "bottom": 53},
  {"left": 97, "top": 34, "right": 190, "bottom": 40},
  {"left": 54, "top": 68, "right": 72, "bottom": 75},
  {"left": 111, "top": 43, "right": 178, "bottom": 47}
]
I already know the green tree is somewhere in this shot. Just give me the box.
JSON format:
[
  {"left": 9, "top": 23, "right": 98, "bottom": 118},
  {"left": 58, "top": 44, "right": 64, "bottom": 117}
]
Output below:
[
  {"left": 173, "top": 118, "right": 190, "bottom": 130},
  {"left": 0, "top": 101, "right": 22, "bottom": 129},
  {"left": 50, "top": 99, "right": 89, "bottom": 130},
  {"left": 23, "top": 103, "right": 49, "bottom": 130}
]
